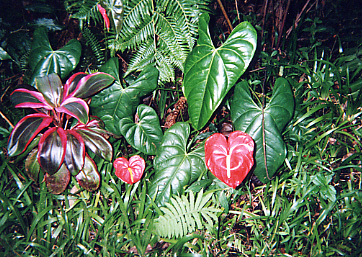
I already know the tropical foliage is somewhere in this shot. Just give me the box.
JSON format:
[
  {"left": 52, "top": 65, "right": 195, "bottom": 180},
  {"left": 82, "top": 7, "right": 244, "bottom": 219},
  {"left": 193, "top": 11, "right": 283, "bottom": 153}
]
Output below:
[{"left": 1, "top": 0, "right": 362, "bottom": 256}]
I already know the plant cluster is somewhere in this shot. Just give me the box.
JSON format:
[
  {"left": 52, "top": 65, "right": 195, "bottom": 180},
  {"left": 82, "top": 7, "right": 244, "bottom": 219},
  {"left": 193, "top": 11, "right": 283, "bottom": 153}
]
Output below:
[{"left": 1, "top": 0, "right": 362, "bottom": 256}]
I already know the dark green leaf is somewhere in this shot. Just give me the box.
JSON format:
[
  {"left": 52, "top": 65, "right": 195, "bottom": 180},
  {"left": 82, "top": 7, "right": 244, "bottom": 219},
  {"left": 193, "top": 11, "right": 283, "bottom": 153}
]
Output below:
[
  {"left": 29, "top": 27, "right": 81, "bottom": 85},
  {"left": 230, "top": 79, "right": 294, "bottom": 183},
  {"left": 149, "top": 122, "right": 206, "bottom": 206},
  {"left": 120, "top": 104, "right": 163, "bottom": 155},
  {"left": 91, "top": 60, "right": 159, "bottom": 136},
  {"left": 183, "top": 13, "right": 257, "bottom": 130},
  {"left": 75, "top": 154, "right": 100, "bottom": 191}
]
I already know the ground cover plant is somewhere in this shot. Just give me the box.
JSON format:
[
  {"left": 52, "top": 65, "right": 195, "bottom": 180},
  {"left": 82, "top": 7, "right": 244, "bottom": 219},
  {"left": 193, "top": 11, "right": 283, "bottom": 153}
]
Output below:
[{"left": 0, "top": 0, "right": 362, "bottom": 256}]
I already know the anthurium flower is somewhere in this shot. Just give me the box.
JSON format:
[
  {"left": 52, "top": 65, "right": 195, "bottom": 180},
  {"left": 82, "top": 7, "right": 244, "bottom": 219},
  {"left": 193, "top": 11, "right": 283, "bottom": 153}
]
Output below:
[
  {"left": 114, "top": 155, "right": 145, "bottom": 184},
  {"left": 205, "top": 131, "right": 254, "bottom": 188}
]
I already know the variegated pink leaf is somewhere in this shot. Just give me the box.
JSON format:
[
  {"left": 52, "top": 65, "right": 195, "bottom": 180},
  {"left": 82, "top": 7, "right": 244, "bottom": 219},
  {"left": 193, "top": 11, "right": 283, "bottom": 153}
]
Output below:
[
  {"left": 45, "top": 164, "right": 71, "bottom": 194},
  {"left": 76, "top": 154, "right": 100, "bottom": 191},
  {"left": 7, "top": 113, "right": 53, "bottom": 156},
  {"left": 76, "top": 128, "right": 113, "bottom": 161},
  {"left": 38, "top": 127, "right": 67, "bottom": 175},
  {"left": 64, "top": 130, "right": 85, "bottom": 176},
  {"left": 68, "top": 72, "right": 114, "bottom": 99},
  {"left": 56, "top": 97, "right": 89, "bottom": 124},
  {"left": 11, "top": 88, "right": 53, "bottom": 110},
  {"left": 63, "top": 72, "right": 87, "bottom": 98},
  {"left": 35, "top": 73, "right": 63, "bottom": 107}
]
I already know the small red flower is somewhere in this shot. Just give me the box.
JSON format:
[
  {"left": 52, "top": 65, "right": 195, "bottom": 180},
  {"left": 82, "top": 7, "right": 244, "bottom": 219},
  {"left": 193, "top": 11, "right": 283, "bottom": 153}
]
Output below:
[
  {"left": 97, "top": 4, "right": 110, "bottom": 31},
  {"left": 205, "top": 131, "right": 254, "bottom": 188},
  {"left": 114, "top": 155, "right": 145, "bottom": 184}
]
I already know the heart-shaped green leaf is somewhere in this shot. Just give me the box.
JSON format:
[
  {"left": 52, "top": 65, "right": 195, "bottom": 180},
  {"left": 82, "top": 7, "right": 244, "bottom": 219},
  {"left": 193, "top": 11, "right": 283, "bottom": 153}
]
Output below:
[
  {"left": 91, "top": 59, "right": 158, "bottom": 136},
  {"left": 149, "top": 122, "right": 206, "bottom": 206},
  {"left": 183, "top": 13, "right": 257, "bottom": 130},
  {"left": 29, "top": 27, "right": 81, "bottom": 85},
  {"left": 120, "top": 104, "right": 163, "bottom": 155},
  {"left": 230, "top": 79, "right": 294, "bottom": 183}
]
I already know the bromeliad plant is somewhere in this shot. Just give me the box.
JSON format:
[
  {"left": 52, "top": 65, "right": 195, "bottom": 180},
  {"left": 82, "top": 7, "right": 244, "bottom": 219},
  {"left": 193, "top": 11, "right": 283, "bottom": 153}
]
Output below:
[{"left": 7, "top": 72, "right": 114, "bottom": 193}]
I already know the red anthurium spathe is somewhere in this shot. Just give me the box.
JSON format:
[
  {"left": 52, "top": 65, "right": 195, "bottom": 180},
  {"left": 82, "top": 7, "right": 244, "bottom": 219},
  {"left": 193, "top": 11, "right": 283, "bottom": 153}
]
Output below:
[
  {"left": 205, "top": 131, "right": 255, "bottom": 188},
  {"left": 114, "top": 155, "right": 145, "bottom": 184}
]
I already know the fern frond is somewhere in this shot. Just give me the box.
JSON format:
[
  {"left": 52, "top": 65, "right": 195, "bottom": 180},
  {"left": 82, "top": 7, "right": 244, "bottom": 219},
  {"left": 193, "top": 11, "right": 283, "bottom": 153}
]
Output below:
[
  {"left": 107, "top": 0, "right": 211, "bottom": 82},
  {"left": 65, "top": 0, "right": 101, "bottom": 27},
  {"left": 82, "top": 27, "right": 105, "bottom": 65},
  {"left": 154, "top": 190, "right": 221, "bottom": 238}
]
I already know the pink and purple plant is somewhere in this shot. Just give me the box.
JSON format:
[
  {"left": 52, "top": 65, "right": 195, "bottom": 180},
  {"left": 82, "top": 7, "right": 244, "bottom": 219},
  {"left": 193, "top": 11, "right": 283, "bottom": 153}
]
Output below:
[{"left": 7, "top": 72, "right": 114, "bottom": 193}]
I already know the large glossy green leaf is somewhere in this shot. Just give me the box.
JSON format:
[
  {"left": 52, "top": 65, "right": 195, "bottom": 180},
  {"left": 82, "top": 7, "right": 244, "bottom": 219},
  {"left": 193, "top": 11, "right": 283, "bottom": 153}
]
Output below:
[
  {"left": 230, "top": 79, "right": 294, "bottom": 183},
  {"left": 183, "top": 13, "right": 257, "bottom": 130},
  {"left": 91, "top": 59, "right": 158, "bottom": 136},
  {"left": 29, "top": 27, "right": 81, "bottom": 85},
  {"left": 120, "top": 104, "right": 163, "bottom": 155},
  {"left": 149, "top": 122, "right": 206, "bottom": 206}
]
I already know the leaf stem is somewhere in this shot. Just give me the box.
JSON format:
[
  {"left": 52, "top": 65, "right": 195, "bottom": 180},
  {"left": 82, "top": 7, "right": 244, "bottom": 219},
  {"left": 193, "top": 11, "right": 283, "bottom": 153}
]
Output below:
[
  {"left": 216, "top": 0, "right": 233, "bottom": 32},
  {"left": 0, "top": 110, "right": 14, "bottom": 128}
]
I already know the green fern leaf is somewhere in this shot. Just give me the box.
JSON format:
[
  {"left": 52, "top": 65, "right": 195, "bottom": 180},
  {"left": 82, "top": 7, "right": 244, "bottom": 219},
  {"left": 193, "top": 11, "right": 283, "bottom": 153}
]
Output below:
[
  {"left": 154, "top": 190, "right": 221, "bottom": 238},
  {"left": 82, "top": 27, "right": 105, "bottom": 65},
  {"left": 108, "top": 0, "right": 211, "bottom": 82},
  {"left": 65, "top": 0, "right": 101, "bottom": 27}
]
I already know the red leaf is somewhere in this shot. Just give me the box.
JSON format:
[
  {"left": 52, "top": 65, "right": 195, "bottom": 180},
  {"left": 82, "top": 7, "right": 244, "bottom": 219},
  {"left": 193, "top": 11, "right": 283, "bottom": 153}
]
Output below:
[
  {"left": 97, "top": 4, "right": 110, "bottom": 31},
  {"left": 114, "top": 155, "right": 145, "bottom": 184},
  {"left": 205, "top": 131, "right": 254, "bottom": 188}
]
